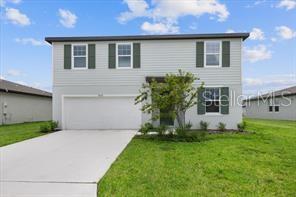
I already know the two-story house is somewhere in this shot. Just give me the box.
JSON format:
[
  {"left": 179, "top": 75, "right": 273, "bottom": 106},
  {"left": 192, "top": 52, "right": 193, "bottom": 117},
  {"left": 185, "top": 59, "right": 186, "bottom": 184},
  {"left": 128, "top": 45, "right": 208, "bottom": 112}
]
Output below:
[{"left": 45, "top": 33, "right": 249, "bottom": 130}]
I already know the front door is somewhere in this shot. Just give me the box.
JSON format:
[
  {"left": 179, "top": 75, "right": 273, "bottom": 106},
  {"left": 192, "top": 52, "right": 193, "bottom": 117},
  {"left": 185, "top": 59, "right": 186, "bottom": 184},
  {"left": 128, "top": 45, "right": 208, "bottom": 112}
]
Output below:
[{"left": 160, "top": 107, "right": 174, "bottom": 126}]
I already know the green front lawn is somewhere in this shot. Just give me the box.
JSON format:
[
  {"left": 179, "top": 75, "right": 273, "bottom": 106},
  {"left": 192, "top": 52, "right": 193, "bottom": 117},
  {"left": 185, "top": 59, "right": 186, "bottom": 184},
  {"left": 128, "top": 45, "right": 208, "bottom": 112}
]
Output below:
[
  {"left": 98, "top": 118, "right": 296, "bottom": 196},
  {"left": 0, "top": 121, "right": 50, "bottom": 147}
]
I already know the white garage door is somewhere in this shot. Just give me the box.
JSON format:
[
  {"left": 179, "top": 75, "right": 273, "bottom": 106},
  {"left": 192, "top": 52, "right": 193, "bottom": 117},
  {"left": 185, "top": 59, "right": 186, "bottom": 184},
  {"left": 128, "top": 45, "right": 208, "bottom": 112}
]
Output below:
[{"left": 63, "top": 96, "right": 141, "bottom": 130}]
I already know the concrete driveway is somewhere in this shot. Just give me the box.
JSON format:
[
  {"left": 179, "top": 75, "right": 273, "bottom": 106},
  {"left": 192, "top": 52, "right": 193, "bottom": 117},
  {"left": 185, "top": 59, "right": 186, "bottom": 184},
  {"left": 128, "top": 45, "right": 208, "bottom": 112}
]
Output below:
[{"left": 0, "top": 130, "right": 136, "bottom": 197}]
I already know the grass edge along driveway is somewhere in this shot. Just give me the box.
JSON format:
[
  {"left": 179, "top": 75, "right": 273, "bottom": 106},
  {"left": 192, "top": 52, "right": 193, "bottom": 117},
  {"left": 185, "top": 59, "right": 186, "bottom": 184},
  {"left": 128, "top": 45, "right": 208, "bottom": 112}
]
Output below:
[
  {"left": 98, "top": 118, "right": 296, "bottom": 196},
  {"left": 0, "top": 121, "right": 51, "bottom": 147}
]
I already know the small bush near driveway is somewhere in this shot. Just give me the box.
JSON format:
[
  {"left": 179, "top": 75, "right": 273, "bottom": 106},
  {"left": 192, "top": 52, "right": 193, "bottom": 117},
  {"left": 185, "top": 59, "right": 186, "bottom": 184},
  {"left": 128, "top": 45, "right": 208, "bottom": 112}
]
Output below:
[{"left": 0, "top": 121, "right": 51, "bottom": 147}]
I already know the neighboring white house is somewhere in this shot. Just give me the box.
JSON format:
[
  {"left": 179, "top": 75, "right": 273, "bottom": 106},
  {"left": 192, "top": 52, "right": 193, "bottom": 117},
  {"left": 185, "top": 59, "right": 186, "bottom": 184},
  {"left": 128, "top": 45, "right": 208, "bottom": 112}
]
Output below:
[
  {"left": 0, "top": 79, "right": 52, "bottom": 125},
  {"left": 45, "top": 33, "right": 249, "bottom": 130},
  {"left": 243, "top": 86, "right": 296, "bottom": 121}
]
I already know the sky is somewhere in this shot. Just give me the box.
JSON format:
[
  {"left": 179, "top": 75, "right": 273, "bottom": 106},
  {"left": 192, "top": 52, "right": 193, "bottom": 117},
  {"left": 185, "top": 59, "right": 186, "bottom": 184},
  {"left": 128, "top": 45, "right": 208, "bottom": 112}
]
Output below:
[{"left": 0, "top": 0, "right": 295, "bottom": 96}]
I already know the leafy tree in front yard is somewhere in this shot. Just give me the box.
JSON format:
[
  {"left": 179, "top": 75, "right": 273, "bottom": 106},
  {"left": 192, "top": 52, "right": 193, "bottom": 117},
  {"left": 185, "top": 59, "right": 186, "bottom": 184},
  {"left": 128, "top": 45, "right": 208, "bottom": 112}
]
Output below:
[{"left": 135, "top": 69, "right": 204, "bottom": 128}]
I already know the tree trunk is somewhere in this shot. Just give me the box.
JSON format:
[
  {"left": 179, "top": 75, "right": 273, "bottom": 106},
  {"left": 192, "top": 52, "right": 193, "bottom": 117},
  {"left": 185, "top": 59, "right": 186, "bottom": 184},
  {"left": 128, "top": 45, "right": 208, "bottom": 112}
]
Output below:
[{"left": 176, "top": 110, "right": 185, "bottom": 128}]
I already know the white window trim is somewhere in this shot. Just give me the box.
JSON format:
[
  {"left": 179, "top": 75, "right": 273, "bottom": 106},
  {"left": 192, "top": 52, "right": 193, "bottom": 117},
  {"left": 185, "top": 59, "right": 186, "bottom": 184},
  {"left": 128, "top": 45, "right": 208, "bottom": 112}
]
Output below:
[
  {"left": 116, "top": 43, "right": 133, "bottom": 69},
  {"left": 204, "top": 41, "right": 222, "bottom": 68},
  {"left": 204, "top": 87, "right": 221, "bottom": 115},
  {"left": 72, "top": 44, "right": 88, "bottom": 70}
]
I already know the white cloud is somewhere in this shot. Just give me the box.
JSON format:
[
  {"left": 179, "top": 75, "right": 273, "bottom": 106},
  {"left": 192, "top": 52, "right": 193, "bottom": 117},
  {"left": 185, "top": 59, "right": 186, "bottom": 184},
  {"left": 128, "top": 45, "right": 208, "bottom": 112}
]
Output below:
[
  {"left": 0, "top": 0, "right": 5, "bottom": 7},
  {"left": 118, "top": 0, "right": 150, "bottom": 23},
  {"left": 249, "top": 28, "right": 265, "bottom": 40},
  {"left": 8, "top": 0, "right": 21, "bottom": 3},
  {"left": 271, "top": 37, "right": 277, "bottom": 42},
  {"left": 0, "top": 75, "right": 5, "bottom": 79},
  {"left": 275, "top": 26, "right": 296, "bottom": 39},
  {"left": 58, "top": 9, "right": 77, "bottom": 28},
  {"left": 225, "top": 29, "right": 235, "bottom": 33},
  {"left": 118, "top": 0, "right": 229, "bottom": 34},
  {"left": 15, "top": 38, "right": 47, "bottom": 46},
  {"left": 244, "top": 45, "right": 272, "bottom": 63},
  {"left": 277, "top": 0, "right": 296, "bottom": 10},
  {"left": 7, "top": 69, "right": 24, "bottom": 77},
  {"left": 5, "top": 8, "right": 30, "bottom": 26},
  {"left": 1, "top": 0, "right": 21, "bottom": 7},
  {"left": 141, "top": 21, "right": 179, "bottom": 34}
]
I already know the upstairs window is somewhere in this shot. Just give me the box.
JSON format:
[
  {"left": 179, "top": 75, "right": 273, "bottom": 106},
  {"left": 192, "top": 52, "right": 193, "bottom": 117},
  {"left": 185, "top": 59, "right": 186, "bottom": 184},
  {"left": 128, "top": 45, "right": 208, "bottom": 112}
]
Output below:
[
  {"left": 73, "top": 44, "right": 87, "bottom": 69},
  {"left": 205, "top": 41, "right": 221, "bottom": 67},
  {"left": 204, "top": 87, "right": 220, "bottom": 113},
  {"left": 117, "top": 43, "right": 132, "bottom": 68}
]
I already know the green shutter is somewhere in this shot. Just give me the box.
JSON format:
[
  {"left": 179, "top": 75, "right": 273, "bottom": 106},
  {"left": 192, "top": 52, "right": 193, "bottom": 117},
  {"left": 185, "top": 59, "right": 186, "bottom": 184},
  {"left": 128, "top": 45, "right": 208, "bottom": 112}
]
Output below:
[
  {"left": 197, "top": 88, "right": 205, "bottom": 114},
  {"left": 222, "top": 41, "right": 230, "bottom": 67},
  {"left": 88, "top": 44, "right": 96, "bottom": 69},
  {"left": 108, "top": 43, "right": 116, "bottom": 69},
  {"left": 64, "top": 44, "right": 71, "bottom": 69},
  {"left": 133, "top": 43, "right": 141, "bottom": 68},
  {"left": 221, "top": 87, "right": 229, "bottom": 114},
  {"left": 196, "top": 42, "right": 204, "bottom": 67}
]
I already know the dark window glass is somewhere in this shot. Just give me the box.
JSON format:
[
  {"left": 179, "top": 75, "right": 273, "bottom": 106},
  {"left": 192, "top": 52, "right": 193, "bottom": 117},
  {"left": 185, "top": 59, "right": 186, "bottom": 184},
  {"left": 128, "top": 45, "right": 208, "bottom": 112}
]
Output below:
[
  {"left": 269, "top": 106, "right": 273, "bottom": 112},
  {"left": 275, "top": 106, "right": 279, "bottom": 112},
  {"left": 206, "top": 101, "right": 220, "bottom": 113}
]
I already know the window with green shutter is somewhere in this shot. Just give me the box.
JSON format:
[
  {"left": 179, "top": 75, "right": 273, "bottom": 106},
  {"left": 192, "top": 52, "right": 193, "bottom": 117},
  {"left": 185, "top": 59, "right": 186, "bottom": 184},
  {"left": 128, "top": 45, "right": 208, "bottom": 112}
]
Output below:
[
  {"left": 108, "top": 43, "right": 116, "bottom": 69},
  {"left": 133, "top": 43, "right": 141, "bottom": 68},
  {"left": 64, "top": 44, "right": 71, "bottom": 69},
  {"left": 196, "top": 42, "right": 204, "bottom": 67},
  {"left": 72, "top": 44, "right": 87, "bottom": 69},
  {"left": 198, "top": 87, "right": 229, "bottom": 115},
  {"left": 221, "top": 87, "right": 229, "bottom": 114},
  {"left": 197, "top": 87, "right": 205, "bottom": 114},
  {"left": 88, "top": 44, "right": 96, "bottom": 69},
  {"left": 222, "top": 41, "right": 230, "bottom": 67}
]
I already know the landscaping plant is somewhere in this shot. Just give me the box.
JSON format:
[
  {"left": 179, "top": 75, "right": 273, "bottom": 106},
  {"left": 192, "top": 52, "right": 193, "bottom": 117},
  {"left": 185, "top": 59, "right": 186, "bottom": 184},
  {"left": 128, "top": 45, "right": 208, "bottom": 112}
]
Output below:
[
  {"left": 39, "top": 124, "right": 51, "bottom": 133},
  {"left": 200, "top": 121, "right": 209, "bottom": 131},
  {"left": 155, "top": 125, "right": 168, "bottom": 136},
  {"left": 139, "top": 122, "right": 154, "bottom": 135},
  {"left": 50, "top": 121, "right": 58, "bottom": 131},
  {"left": 217, "top": 122, "right": 226, "bottom": 132},
  {"left": 237, "top": 121, "right": 246, "bottom": 132},
  {"left": 135, "top": 69, "right": 204, "bottom": 129}
]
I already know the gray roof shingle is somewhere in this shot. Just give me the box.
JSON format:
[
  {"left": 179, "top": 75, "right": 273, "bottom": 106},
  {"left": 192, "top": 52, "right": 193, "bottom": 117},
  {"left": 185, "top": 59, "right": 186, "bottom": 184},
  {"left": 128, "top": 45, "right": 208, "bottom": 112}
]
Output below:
[
  {"left": 245, "top": 85, "right": 296, "bottom": 101},
  {"left": 0, "top": 79, "right": 52, "bottom": 98}
]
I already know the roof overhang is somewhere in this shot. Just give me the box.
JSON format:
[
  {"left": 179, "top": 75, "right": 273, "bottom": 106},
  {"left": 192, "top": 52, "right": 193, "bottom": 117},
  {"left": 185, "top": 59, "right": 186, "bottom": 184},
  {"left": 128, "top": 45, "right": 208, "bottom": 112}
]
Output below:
[{"left": 45, "top": 33, "right": 250, "bottom": 44}]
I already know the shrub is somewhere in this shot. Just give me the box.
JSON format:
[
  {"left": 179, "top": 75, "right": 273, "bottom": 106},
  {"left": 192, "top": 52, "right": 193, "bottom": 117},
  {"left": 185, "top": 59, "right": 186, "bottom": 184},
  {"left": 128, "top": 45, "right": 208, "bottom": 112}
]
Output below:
[
  {"left": 40, "top": 124, "right": 51, "bottom": 133},
  {"left": 50, "top": 121, "right": 58, "bottom": 131},
  {"left": 184, "top": 122, "right": 192, "bottom": 130},
  {"left": 175, "top": 127, "right": 186, "bottom": 137},
  {"left": 237, "top": 121, "right": 246, "bottom": 132},
  {"left": 200, "top": 121, "right": 209, "bottom": 131},
  {"left": 217, "top": 122, "right": 226, "bottom": 132},
  {"left": 155, "top": 124, "right": 168, "bottom": 136},
  {"left": 139, "top": 122, "right": 154, "bottom": 135},
  {"left": 176, "top": 122, "right": 192, "bottom": 137}
]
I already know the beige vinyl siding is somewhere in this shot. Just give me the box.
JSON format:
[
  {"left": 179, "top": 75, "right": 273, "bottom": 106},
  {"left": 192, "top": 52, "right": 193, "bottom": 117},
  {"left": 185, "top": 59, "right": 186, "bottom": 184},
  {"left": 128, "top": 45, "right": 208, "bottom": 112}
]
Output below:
[
  {"left": 52, "top": 38, "right": 243, "bottom": 129},
  {"left": 244, "top": 95, "right": 296, "bottom": 121},
  {"left": 0, "top": 92, "right": 52, "bottom": 125},
  {"left": 53, "top": 39, "right": 242, "bottom": 86}
]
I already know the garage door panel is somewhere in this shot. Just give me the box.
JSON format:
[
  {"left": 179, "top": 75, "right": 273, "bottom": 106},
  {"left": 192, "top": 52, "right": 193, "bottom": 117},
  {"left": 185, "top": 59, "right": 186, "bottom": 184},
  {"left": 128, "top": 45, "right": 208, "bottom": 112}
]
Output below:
[{"left": 64, "top": 97, "right": 141, "bottom": 130}]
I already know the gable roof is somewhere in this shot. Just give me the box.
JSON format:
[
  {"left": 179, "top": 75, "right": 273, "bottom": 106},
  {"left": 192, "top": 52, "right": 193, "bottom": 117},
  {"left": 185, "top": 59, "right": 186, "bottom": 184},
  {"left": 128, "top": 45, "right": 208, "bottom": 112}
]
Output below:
[
  {"left": 245, "top": 85, "right": 296, "bottom": 101},
  {"left": 45, "top": 33, "right": 249, "bottom": 44},
  {"left": 0, "top": 79, "right": 52, "bottom": 98}
]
